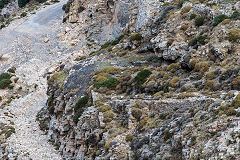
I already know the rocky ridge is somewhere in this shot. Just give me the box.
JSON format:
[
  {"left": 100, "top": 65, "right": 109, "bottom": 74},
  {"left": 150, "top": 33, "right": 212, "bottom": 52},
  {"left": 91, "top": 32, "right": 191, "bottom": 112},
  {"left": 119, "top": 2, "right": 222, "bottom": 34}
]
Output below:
[{"left": 36, "top": 0, "right": 240, "bottom": 159}]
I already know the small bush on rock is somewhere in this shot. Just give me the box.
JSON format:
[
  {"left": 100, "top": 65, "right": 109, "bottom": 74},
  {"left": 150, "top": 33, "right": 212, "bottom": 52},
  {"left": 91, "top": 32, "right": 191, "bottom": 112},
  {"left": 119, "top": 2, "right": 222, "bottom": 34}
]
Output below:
[
  {"left": 100, "top": 34, "right": 125, "bottom": 49},
  {"left": 212, "top": 14, "right": 228, "bottom": 27},
  {"left": 134, "top": 69, "right": 152, "bottom": 85},
  {"left": 0, "top": 73, "right": 11, "bottom": 81},
  {"left": 20, "top": 12, "right": 27, "bottom": 17},
  {"left": 7, "top": 67, "right": 16, "bottom": 73},
  {"left": 230, "top": 11, "right": 240, "bottom": 20},
  {"left": 94, "top": 77, "right": 118, "bottom": 89},
  {"left": 0, "top": 79, "right": 12, "bottom": 89},
  {"left": 190, "top": 13, "right": 197, "bottom": 20},
  {"left": 0, "top": 0, "right": 10, "bottom": 9},
  {"left": 178, "top": 0, "right": 185, "bottom": 8},
  {"left": 195, "top": 16, "right": 205, "bottom": 27},
  {"left": 62, "top": 0, "right": 72, "bottom": 13},
  {"left": 18, "top": 0, "right": 30, "bottom": 8},
  {"left": 73, "top": 96, "right": 89, "bottom": 124}
]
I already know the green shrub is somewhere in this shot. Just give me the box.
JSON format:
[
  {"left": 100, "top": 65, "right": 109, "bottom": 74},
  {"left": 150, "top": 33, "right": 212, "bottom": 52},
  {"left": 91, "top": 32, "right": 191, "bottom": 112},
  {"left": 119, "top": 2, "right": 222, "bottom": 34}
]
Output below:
[
  {"left": 189, "top": 35, "right": 207, "bottom": 46},
  {"left": 94, "top": 77, "right": 118, "bottom": 89},
  {"left": 212, "top": 14, "right": 228, "bottom": 27},
  {"left": 0, "top": 79, "right": 12, "bottom": 89},
  {"left": 18, "top": 0, "right": 30, "bottom": 8},
  {"left": 0, "top": 0, "right": 10, "bottom": 9},
  {"left": 178, "top": 0, "right": 185, "bottom": 8},
  {"left": 197, "top": 35, "right": 207, "bottom": 45},
  {"left": 101, "top": 41, "right": 112, "bottom": 49},
  {"left": 134, "top": 69, "right": 152, "bottom": 85},
  {"left": 0, "top": 73, "right": 11, "bottom": 81},
  {"left": 195, "top": 16, "right": 205, "bottom": 27},
  {"left": 230, "top": 11, "right": 240, "bottom": 20},
  {"left": 7, "top": 68, "right": 16, "bottom": 73},
  {"left": 20, "top": 12, "right": 27, "bottom": 17},
  {"left": 0, "top": 24, "right": 5, "bottom": 29},
  {"left": 62, "top": 1, "right": 72, "bottom": 13},
  {"left": 73, "top": 96, "right": 89, "bottom": 123},
  {"left": 190, "top": 14, "right": 197, "bottom": 20}
]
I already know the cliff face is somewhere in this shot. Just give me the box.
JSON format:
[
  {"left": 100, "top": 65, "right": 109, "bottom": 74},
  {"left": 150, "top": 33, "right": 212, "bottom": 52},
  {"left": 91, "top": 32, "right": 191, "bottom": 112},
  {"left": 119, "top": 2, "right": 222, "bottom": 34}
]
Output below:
[
  {"left": 62, "top": 0, "right": 162, "bottom": 46},
  {"left": 38, "top": 0, "right": 240, "bottom": 159}
]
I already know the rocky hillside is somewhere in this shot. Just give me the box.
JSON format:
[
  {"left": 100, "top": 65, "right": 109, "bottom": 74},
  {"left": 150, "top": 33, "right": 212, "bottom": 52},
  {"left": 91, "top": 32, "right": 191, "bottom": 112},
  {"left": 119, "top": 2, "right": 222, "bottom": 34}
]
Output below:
[{"left": 37, "top": 0, "right": 240, "bottom": 159}]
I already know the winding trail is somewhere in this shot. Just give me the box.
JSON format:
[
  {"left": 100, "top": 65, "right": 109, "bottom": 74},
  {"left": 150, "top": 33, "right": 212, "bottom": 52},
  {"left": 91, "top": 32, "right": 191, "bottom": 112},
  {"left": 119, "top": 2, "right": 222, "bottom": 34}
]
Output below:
[{"left": 0, "top": 1, "right": 68, "bottom": 159}]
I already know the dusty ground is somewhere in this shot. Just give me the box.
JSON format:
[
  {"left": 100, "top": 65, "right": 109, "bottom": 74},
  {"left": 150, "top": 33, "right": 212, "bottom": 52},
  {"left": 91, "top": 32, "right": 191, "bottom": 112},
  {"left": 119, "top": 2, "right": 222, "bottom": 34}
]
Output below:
[{"left": 0, "top": 1, "right": 69, "bottom": 159}]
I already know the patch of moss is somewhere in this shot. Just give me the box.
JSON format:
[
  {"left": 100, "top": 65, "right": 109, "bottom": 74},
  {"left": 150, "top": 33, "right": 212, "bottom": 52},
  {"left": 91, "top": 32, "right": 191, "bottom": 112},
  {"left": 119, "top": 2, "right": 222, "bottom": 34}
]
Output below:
[
  {"left": 134, "top": 69, "right": 152, "bottom": 85},
  {"left": 212, "top": 14, "right": 228, "bottom": 27},
  {"left": 94, "top": 77, "right": 118, "bottom": 89}
]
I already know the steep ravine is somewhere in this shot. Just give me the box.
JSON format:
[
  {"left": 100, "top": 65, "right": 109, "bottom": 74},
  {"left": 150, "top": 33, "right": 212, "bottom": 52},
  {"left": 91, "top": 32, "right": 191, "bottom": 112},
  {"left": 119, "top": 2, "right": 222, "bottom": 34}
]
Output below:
[{"left": 0, "top": 1, "right": 70, "bottom": 159}]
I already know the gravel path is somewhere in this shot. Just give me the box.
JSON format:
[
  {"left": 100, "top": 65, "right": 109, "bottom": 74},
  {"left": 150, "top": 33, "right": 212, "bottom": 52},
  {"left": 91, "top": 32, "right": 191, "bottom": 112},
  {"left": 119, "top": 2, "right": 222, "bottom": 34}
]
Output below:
[{"left": 0, "top": 1, "right": 68, "bottom": 159}]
